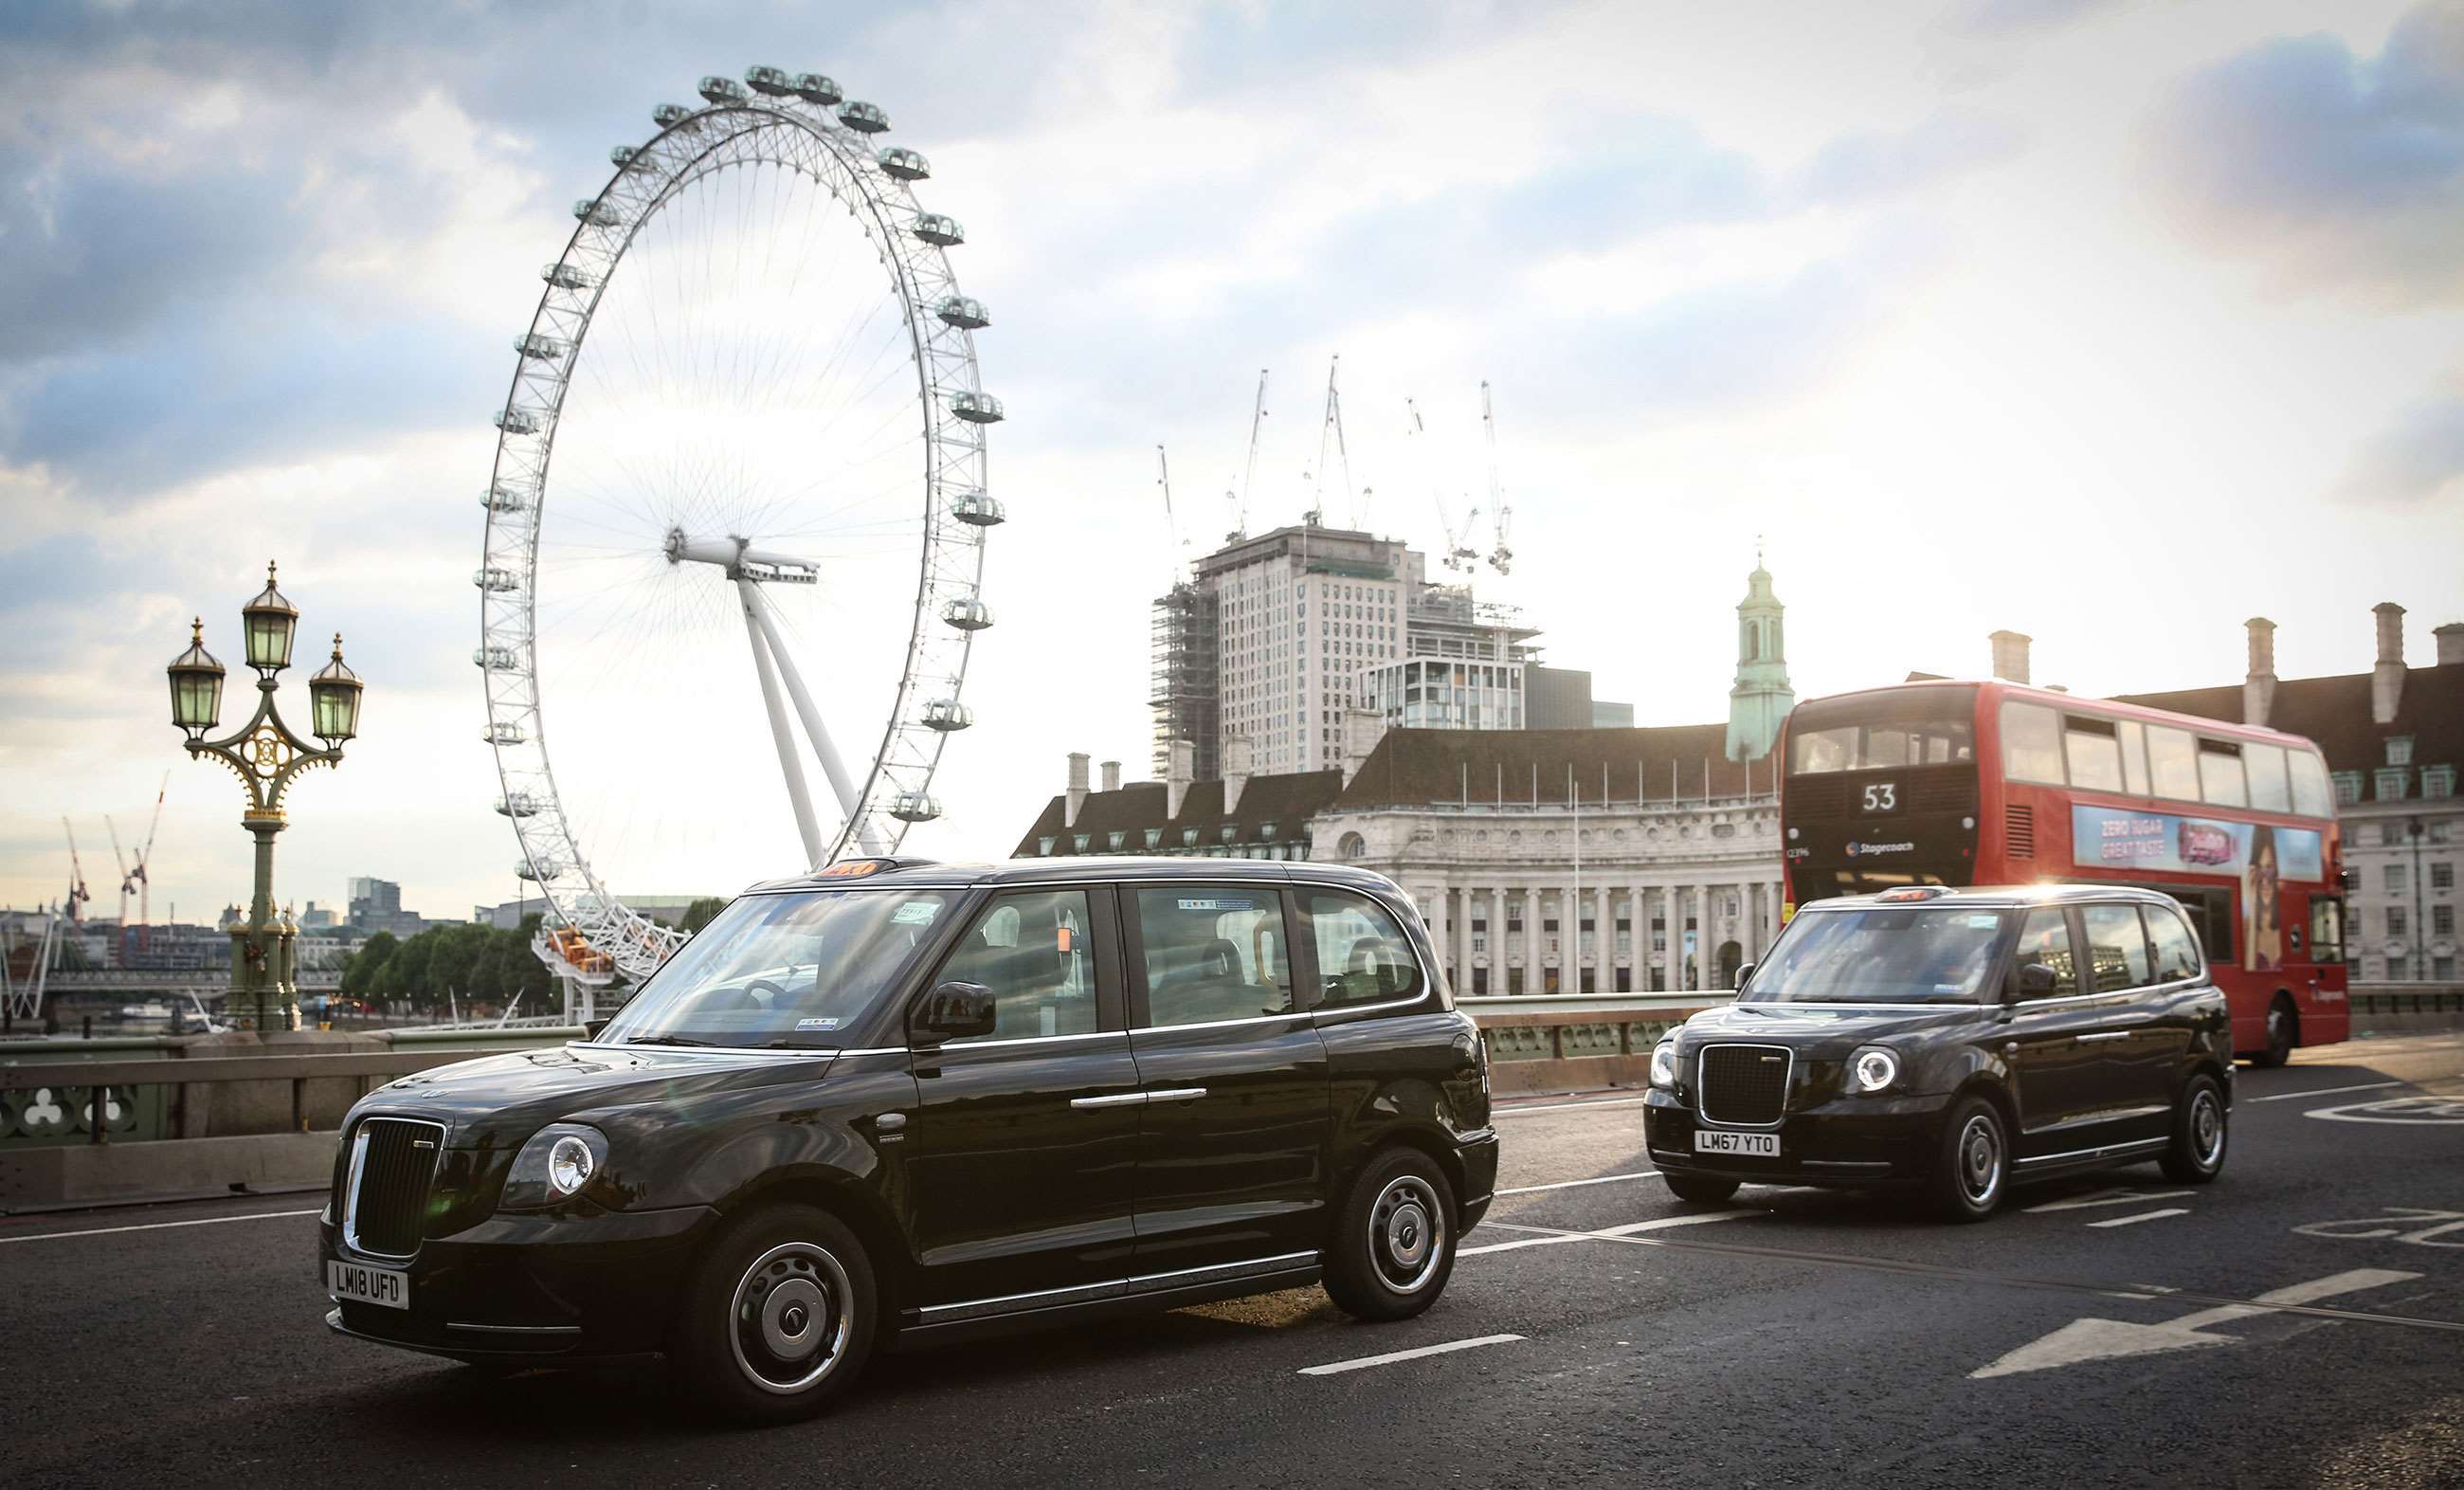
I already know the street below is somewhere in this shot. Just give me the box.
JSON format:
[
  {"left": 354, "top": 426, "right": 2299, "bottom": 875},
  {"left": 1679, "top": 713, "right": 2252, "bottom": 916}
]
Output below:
[{"left": 7, "top": 1034, "right": 2462, "bottom": 1488}]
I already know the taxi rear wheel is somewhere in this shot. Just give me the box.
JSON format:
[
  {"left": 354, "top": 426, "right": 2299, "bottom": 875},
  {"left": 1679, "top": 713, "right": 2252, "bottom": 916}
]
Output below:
[
  {"left": 1926, "top": 1098, "right": 2008, "bottom": 1224},
  {"left": 2160, "top": 1073, "right": 2229, "bottom": 1184},
  {"left": 1325, "top": 1148, "right": 1458, "bottom": 1322},
  {"left": 672, "top": 1204, "right": 877, "bottom": 1425}
]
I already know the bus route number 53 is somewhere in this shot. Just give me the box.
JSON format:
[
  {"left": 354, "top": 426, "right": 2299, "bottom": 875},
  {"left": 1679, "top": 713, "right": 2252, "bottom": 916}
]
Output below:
[{"left": 1861, "top": 783, "right": 1897, "bottom": 812}]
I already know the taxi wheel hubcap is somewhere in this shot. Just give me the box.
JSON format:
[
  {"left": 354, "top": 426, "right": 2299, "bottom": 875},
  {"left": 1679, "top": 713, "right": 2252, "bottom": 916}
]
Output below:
[
  {"left": 1369, "top": 1174, "right": 1445, "bottom": 1294},
  {"left": 2192, "top": 1090, "right": 2225, "bottom": 1167},
  {"left": 1957, "top": 1115, "right": 2003, "bottom": 1206},
  {"left": 728, "top": 1241, "right": 852, "bottom": 1394}
]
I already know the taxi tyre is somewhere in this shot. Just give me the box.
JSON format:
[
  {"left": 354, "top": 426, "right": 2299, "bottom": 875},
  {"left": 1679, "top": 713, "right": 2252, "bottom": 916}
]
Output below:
[
  {"left": 2159, "top": 1072, "right": 2230, "bottom": 1185},
  {"left": 1926, "top": 1096, "right": 2009, "bottom": 1225},
  {"left": 1324, "top": 1147, "right": 1458, "bottom": 1323},
  {"left": 1663, "top": 1173, "right": 1740, "bottom": 1205},
  {"left": 672, "top": 1204, "right": 877, "bottom": 1426}
]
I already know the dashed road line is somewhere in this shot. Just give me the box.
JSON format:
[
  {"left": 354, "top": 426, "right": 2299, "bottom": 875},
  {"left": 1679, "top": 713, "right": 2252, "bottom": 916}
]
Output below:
[
  {"left": 0, "top": 1208, "right": 322, "bottom": 1245},
  {"left": 1494, "top": 1097, "right": 1649, "bottom": 1118},
  {"left": 1460, "top": 1209, "right": 1752, "bottom": 1256},
  {"left": 1298, "top": 1334, "right": 1525, "bottom": 1376},
  {"left": 2023, "top": 1189, "right": 2196, "bottom": 1214},
  {"left": 2087, "top": 1208, "right": 2190, "bottom": 1228},
  {"left": 2247, "top": 1080, "right": 2407, "bottom": 1103},
  {"left": 1496, "top": 1170, "right": 1658, "bottom": 1196}
]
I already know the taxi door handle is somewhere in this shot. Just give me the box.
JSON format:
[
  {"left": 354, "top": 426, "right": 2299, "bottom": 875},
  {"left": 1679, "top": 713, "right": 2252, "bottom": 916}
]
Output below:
[
  {"left": 1070, "top": 1092, "right": 1148, "bottom": 1110},
  {"left": 2075, "top": 1030, "right": 2136, "bottom": 1044},
  {"left": 1146, "top": 1087, "right": 1207, "bottom": 1103}
]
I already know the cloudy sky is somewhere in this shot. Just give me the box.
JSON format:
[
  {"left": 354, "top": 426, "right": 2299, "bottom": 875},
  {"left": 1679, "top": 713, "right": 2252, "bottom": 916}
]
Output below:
[{"left": 4, "top": 0, "right": 2462, "bottom": 927}]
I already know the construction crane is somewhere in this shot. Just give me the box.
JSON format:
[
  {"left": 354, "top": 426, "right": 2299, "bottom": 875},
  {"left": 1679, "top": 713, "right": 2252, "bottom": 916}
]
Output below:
[
  {"left": 127, "top": 772, "right": 168, "bottom": 954},
  {"left": 1228, "top": 369, "right": 1267, "bottom": 543},
  {"left": 1481, "top": 379, "right": 1513, "bottom": 575},
  {"left": 1304, "top": 354, "right": 1357, "bottom": 529},
  {"left": 1155, "top": 444, "right": 1188, "bottom": 580},
  {"left": 106, "top": 814, "right": 133, "bottom": 965},
  {"left": 61, "top": 817, "right": 92, "bottom": 925}
]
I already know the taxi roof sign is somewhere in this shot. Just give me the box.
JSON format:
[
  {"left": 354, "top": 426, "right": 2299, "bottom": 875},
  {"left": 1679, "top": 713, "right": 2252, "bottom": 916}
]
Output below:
[{"left": 818, "top": 859, "right": 887, "bottom": 878}]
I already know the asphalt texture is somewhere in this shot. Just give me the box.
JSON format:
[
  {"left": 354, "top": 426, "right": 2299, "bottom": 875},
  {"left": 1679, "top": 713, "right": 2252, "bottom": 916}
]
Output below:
[{"left": 6, "top": 1034, "right": 2462, "bottom": 1489}]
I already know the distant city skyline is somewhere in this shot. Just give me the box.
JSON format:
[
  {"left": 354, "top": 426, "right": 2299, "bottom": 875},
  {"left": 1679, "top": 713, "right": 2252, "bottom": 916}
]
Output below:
[{"left": 5, "top": 1, "right": 2462, "bottom": 924}]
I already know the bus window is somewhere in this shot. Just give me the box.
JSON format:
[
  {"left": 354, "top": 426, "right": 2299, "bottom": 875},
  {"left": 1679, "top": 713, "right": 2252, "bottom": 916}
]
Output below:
[
  {"left": 2289, "top": 749, "right": 2332, "bottom": 818},
  {"left": 2309, "top": 896, "right": 2345, "bottom": 964},
  {"left": 1791, "top": 725, "right": 1856, "bottom": 773},
  {"left": 2199, "top": 740, "right": 2247, "bottom": 808},
  {"left": 2063, "top": 716, "right": 2123, "bottom": 792},
  {"left": 2147, "top": 726, "right": 2200, "bottom": 801},
  {"left": 2116, "top": 718, "right": 2150, "bottom": 796},
  {"left": 2167, "top": 886, "right": 2235, "bottom": 963},
  {"left": 2244, "top": 742, "right": 2291, "bottom": 812},
  {"left": 2001, "top": 701, "right": 2064, "bottom": 785}
]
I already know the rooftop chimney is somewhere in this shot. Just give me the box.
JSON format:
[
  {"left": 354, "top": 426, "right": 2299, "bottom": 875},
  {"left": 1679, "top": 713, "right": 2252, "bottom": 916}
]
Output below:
[
  {"left": 2243, "top": 616, "right": 2277, "bottom": 728},
  {"left": 1988, "top": 629, "right": 2032, "bottom": 686},
  {"left": 1064, "top": 752, "right": 1090, "bottom": 828},
  {"left": 2437, "top": 622, "right": 2464, "bottom": 667},
  {"left": 1222, "top": 736, "right": 1254, "bottom": 815},
  {"left": 1099, "top": 759, "right": 1121, "bottom": 793},
  {"left": 1166, "top": 739, "right": 1195, "bottom": 820},
  {"left": 1339, "top": 708, "right": 1386, "bottom": 788},
  {"left": 2373, "top": 602, "right": 2406, "bottom": 725}
]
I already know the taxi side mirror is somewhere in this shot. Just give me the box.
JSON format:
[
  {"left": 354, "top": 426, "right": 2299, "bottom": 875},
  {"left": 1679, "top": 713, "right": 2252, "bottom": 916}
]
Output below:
[
  {"left": 2014, "top": 962, "right": 2058, "bottom": 997},
  {"left": 1732, "top": 962, "right": 1756, "bottom": 991},
  {"left": 914, "top": 980, "right": 995, "bottom": 1044}
]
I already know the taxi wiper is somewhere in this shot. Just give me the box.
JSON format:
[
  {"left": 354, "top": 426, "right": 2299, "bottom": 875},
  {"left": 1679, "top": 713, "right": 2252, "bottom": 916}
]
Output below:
[{"left": 624, "top": 1035, "right": 716, "bottom": 1046}]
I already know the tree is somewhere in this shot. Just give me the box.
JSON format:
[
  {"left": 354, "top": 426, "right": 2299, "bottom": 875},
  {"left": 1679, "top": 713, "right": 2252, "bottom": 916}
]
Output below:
[
  {"left": 681, "top": 897, "right": 728, "bottom": 935},
  {"left": 341, "top": 931, "right": 397, "bottom": 1000}
]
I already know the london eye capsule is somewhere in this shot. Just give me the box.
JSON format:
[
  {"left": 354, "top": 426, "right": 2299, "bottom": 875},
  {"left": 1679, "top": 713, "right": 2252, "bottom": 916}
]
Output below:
[
  {"left": 494, "top": 409, "right": 541, "bottom": 436},
  {"left": 792, "top": 72, "right": 842, "bottom": 105},
  {"left": 516, "top": 857, "right": 564, "bottom": 881},
  {"left": 515, "top": 334, "right": 567, "bottom": 362},
  {"left": 572, "top": 199, "right": 622, "bottom": 227},
  {"left": 496, "top": 792, "right": 541, "bottom": 818},
  {"left": 878, "top": 147, "right": 930, "bottom": 181},
  {"left": 652, "top": 102, "right": 695, "bottom": 129},
  {"left": 744, "top": 64, "right": 796, "bottom": 97},
  {"left": 949, "top": 490, "right": 1005, "bottom": 526},
  {"left": 922, "top": 700, "right": 974, "bottom": 731},
  {"left": 838, "top": 100, "right": 890, "bottom": 133},
  {"left": 482, "top": 482, "right": 534, "bottom": 514},
  {"left": 912, "top": 213, "right": 965, "bottom": 247},
  {"left": 698, "top": 75, "right": 749, "bottom": 105},
  {"left": 889, "top": 790, "right": 942, "bottom": 823},
  {"left": 948, "top": 391, "right": 1005, "bottom": 424},
  {"left": 934, "top": 295, "right": 990, "bottom": 329},
  {"left": 541, "top": 262, "right": 597, "bottom": 290},
  {"left": 473, "top": 567, "right": 522, "bottom": 592},
  {"left": 483, "top": 722, "right": 527, "bottom": 746},
  {"left": 473, "top": 645, "right": 518, "bottom": 669},
  {"left": 941, "top": 596, "right": 994, "bottom": 631}
]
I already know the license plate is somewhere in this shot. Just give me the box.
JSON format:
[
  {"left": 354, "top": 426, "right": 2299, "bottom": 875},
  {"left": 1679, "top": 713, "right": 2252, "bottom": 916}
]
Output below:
[
  {"left": 1694, "top": 1129, "right": 1779, "bottom": 1156},
  {"left": 328, "top": 1259, "right": 409, "bottom": 1310}
]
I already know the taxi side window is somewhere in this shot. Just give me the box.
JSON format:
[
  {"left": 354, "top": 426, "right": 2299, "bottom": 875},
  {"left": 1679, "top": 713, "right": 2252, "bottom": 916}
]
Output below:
[
  {"left": 1303, "top": 889, "right": 1426, "bottom": 1008},
  {"left": 2009, "top": 906, "right": 2078, "bottom": 997},
  {"left": 2147, "top": 905, "right": 2203, "bottom": 983},
  {"left": 2080, "top": 903, "right": 2153, "bottom": 991},
  {"left": 933, "top": 889, "right": 1097, "bottom": 1041},
  {"left": 1133, "top": 888, "right": 1294, "bottom": 1027}
]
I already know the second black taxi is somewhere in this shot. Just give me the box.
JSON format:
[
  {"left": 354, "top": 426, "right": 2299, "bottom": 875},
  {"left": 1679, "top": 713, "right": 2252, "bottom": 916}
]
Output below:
[
  {"left": 1644, "top": 883, "right": 2232, "bottom": 1222},
  {"left": 317, "top": 857, "right": 1495, "bottom": 1423}
]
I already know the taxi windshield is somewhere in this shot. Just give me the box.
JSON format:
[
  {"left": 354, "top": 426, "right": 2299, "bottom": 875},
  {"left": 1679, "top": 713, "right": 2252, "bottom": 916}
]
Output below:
[
  {"left": 597, "top": 888, "right": 958, "bottom": 1048},
  {"left": 1742, "top": 904, "right": 2012, "bottom": 1005}
]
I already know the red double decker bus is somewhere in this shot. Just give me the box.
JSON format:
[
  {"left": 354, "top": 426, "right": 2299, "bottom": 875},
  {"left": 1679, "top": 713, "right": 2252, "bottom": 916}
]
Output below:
[{"left": 1779, "top": 680, "right": 2347, "bottom": 1065}]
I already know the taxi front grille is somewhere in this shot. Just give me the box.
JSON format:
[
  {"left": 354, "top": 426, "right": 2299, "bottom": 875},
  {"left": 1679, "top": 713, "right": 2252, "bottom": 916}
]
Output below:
[
  {"left": 345, "top": 1118, "right": 444, "bottom": 1258},
  {"left": 1698, "top": 1045, "right": 1791, "bottom": 1127}
]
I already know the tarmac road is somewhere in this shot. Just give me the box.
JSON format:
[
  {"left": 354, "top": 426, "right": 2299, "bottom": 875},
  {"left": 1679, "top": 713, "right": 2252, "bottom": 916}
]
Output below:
[{"left": 5, "top": 1033, "right": 2460, "bottom": 1488}]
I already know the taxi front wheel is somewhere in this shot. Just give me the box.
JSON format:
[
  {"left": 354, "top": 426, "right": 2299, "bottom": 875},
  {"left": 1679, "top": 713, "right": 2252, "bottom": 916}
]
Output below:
[
  {"left": 673, "top": 1204, "right": 878, "bottom": 1425},
  {"left": 1927, "top": 1098, "right": 2009, "bottom": 1224}
]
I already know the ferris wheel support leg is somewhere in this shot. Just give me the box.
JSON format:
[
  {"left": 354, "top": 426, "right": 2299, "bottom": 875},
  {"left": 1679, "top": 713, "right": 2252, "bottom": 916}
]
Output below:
[
  {"left": 742, "top": 581, "right": 886, "bottom": 860},
  {"left": 738, "top": 580, "right": 826, "bottom": 870}
]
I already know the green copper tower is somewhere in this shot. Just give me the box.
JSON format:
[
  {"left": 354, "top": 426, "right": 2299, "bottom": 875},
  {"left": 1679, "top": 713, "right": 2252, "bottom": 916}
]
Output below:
[{"left": 1725, "top": 548, "right": 1794, "bottom": 763}]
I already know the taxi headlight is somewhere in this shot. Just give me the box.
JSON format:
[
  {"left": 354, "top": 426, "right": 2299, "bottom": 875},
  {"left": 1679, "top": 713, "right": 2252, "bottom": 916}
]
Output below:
[
  {"left": 1849, "top": 1046, "right": 1900, "bottom": 1095},
  {"left": 1649, "top": 1040, "right": 1679, "bottom": 1090},
  {"left": 499, "top": 1122, "right": 608, "bottom": 1210}
]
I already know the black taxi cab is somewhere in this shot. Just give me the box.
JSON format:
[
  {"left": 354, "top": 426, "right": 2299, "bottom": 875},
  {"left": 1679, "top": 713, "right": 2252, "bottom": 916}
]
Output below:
[
  {"left": 317, "top": 858, "right": 1495, "bottom": 1422},
  {"left": 1643, "top": 884, "right": 2232, "bottom": 1222}
]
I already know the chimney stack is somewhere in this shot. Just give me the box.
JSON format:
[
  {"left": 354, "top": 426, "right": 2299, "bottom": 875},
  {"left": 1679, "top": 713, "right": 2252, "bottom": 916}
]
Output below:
[
  {"left": 2437, "top": 622, "right": 2464, "bottom": 667},
  {"left": 1222, "top": 736, "right": 1254, "bottom": 815},
  {"left": 1166, "top": 739, "right": 1195, "bottom": 820},
  {"left": 1988, "top": 629, "right": 2032, "bottom": 686},
  {"left": 1339, "top": 708, "right": 1387, "bottom": 787},
  {"left": 2243, "top": 616, "right": 2277, "bottom": 728},
  {"left": 1064, "top": 752, "right": 1090, "bottom": 828},
  {"left": 2372, "top": 602, "right": 2406, "bottom": 725},
  {"left": 1099, "top": 759, "right": 1120, "bottom": 793}
]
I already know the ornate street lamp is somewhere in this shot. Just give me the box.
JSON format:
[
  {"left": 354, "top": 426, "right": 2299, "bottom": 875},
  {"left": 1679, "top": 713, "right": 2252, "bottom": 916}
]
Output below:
[{"left": 167, "top": 561, "right": 367, "bottom": 1034}]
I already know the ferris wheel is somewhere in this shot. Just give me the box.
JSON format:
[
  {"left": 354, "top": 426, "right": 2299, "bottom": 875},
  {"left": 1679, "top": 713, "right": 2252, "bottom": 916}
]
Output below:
[{"left": 476, "top": 67, "right": 1003, "bottom": 981}]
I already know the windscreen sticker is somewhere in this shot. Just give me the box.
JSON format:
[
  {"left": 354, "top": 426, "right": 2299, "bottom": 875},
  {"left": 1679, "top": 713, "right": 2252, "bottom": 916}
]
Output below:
[
  {"left": 1965, "top": 915, "right": 2001, "bottom": 928},
  {"left": 892, "top": 901, "right": 941, "bottom": 925},
  {"left": 1178, "top": 898, "right": 1259, "bottom": 912},
  {"left": 795, "top": 1016, "right": 841, "bottom": 1030}
]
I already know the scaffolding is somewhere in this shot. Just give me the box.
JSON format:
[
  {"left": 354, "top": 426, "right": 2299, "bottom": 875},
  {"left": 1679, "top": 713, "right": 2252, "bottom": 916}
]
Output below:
[{"left": 1149, "top": 581, "right": 1220, "bottom": 782}]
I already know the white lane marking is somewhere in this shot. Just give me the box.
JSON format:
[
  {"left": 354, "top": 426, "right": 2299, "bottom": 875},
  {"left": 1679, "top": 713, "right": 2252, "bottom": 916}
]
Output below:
[
  {"left": 0, "top": 1208, "right": 322, "bottom": 1245},
  {"left": 2247, "top": 1080, "right": 2405, "bottom": 1103},
  {"left": 1460, "top": 1209, "right": 1752, "bottom": 1256},
  {"left": 2305, "top": 1096, "right": 2464, "bottom": 1124},
  {"left": 1496, "top": 1170, "right": 1658, "bottom": 1196},
  {"left": 2024, "top": 1189, "right": 2197, "bottom": 1214},
  {"left": 1298, "top": 1333, "right": 1525, "bottom": 1376},
  {"left": 2087, "top": 1208, "right": 2189, "bottom": 1228},
  {"left": 1495, "top": 1097, "right": 1649, "bottom": 1118},
  {"left": 1971, "top": 1268, "right": 2421, "bottom": 1379}
]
